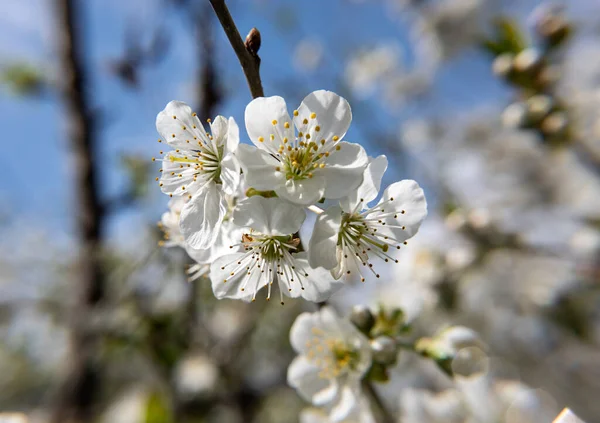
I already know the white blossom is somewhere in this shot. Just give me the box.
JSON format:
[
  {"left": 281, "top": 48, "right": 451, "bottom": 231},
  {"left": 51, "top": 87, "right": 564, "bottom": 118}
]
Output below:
[
  {"left": 237, "top": 90, "right": 368, "bottom": 205},
  {"left": 209, "top": 196, "right": 342, "bottom": 303},
  {"left": 157, "top": 195, "right": 242, "bottom": 281},
  {"left": 288, "top": 307, "right": 372, "bottom": 422},
  {"left": 308, "top": 156, "right": 427, "bottom": 280},
  {"left": 300, "top": 396, "right": 375, "bottom": 423},
  {"left": 158, "top": 196, "right": 187, "bottom": 248},
  {"left": 156, "top": 100, "right": 240, "bottom": 249},
  {"left": 185, "top": 219, "right": 243, "bottom": 281}
]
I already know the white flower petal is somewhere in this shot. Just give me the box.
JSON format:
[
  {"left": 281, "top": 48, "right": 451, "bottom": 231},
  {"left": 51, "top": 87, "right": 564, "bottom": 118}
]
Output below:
[
  {"left": 209, "top": 115, "right": 228, "bottom": 147},
  {"left": 289, "top": 311, "right": 319, "bottom": 353},
  {"left": 295, "top": 90, "right": 352, "bottom": 143},
  {"left": 245, "top": 96, "right": 294, "bottom": 152},
  {"left": 330, "top": 384, "right": 361, "bottom": 422},
  {"left": 227, "top": 116, "right": 240, "bottom": 152},
  {"left": 331, "top": 248, "right": 346, "bottom": 280},
  {"left": 308, "top": 205, "right": 343, "bottom": 270},
  {"left": 236, "top": 144, "right": 286, "bottom": 191},
  {"left": 220, "top": 153, "right": 241, "bottom": 196},
  {"left": 299, "top": 408, "right": 329, "bottom": 423},
  {"left": 287, "top": 356, "right": 338, "bottom": 405},
  {"left": 341, "top": 155, "right": 388, "bottom": 212},
  {"left": 276, "top": 175, "right": 326, "bottom": 206},
  {"left": 179, "top": 182, "right": 227, "bottom": 249},
  {"left": 292, "top": 254, "right": 344, "bottom": 302},
  {"left": 159, "top": 154, "right": 200, "bottom": 196},
  {"left": 318, "top": 142, "right": 368, "bottom": 199},
  {"left": 210, "top": 253, "right": 262, "bottom": 300},
  {"left": 186, "top": 221, "right": 243, "bottom": 265},
  {"left": 377, "top": 180, "right": 427, "bottom": 241},
  {"left": 233, "top": 196, "right": 306, "bottom": 236},
  {"left": 156, "top": 101, "right": 208, "bottom": 149}
]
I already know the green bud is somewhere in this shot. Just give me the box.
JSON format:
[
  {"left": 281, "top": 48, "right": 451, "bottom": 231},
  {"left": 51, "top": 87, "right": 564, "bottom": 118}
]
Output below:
[
  {"left": 349, "top": 305, "right": 375, "bottom": 334},
  {"left": 370, "top": 336, "right": 398, "bottom": 365}
]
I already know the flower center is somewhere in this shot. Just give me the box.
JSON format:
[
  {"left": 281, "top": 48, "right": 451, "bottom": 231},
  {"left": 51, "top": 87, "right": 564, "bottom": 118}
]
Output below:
[
  {"left": 260, "top": 112, "right": 343, "bottom": 181},
  {"left": 220, "top": 233, "right": 306, "bottom": 303},
  {"left": 168, "top": 143, "right": 224, "bottom": 184},
  {"left": 306, "top": 328, "right": 361, "bottom": 379},
  {"left": 336, "top": 198, "right": 408, "bottom": 281}
]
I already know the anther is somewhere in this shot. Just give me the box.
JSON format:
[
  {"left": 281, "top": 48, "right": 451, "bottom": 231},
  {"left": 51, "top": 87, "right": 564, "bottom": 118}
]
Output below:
[
  {"left": 303, "top": 118, "right": 308, "bottom": 125},
  {"left": 258, "top": 136, "right": 264, "bottom": 142},
  {"left": 272, "top": 120, "right": 278, "bottom": 125},
  {"left": 310, "top": 113, "right": 316, "bottom": 119}
]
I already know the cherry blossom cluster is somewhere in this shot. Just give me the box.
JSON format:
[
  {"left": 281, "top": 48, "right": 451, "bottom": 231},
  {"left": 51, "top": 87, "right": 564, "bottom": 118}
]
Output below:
[{"left": 154, "top": 90, "right": 428, "bottom": 305}]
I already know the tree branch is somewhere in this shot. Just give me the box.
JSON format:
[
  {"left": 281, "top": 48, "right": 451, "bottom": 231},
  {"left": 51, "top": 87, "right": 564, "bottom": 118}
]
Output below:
[
  {"left": 51, "top": 0, "right": 105, "bottom": 422},
  {"left": 363, "top": 380, "right": 396, "bottom": 423},
  {"left": 209, "top": 0, "right": 264, "bottom": 99}
]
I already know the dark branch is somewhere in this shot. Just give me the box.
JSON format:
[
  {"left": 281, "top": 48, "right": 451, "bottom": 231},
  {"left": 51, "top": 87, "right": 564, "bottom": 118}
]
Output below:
[
  {"left": 363, "top": 380, "right": 396, "bottom": 423},
  {"left": 209, "top": 0, "right": 264, "bottom": 99},
  {"left": 51, "top": 0, "right": 105, "bottom": 421}
]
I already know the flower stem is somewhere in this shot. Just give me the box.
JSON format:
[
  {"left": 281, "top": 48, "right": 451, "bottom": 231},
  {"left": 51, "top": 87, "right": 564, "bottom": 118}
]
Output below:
[
  {"left": 363, "top": 380, "right": 396, "bottom": 423},
  {"left": 209, "top": 0, "right": 264, "bottom": 99}
]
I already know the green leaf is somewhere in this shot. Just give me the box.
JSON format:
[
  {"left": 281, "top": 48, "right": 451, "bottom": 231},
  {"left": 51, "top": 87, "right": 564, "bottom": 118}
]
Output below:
[
  {"left": 366, "top": 363, "right": 389, "bottom": 382},
  {"left": 144, "top": 392, "right": 172, "bottom": 423},
  {"left": 495, "top": 17, "right": 528, "bottom": 53},
  {"left": 480, "top": 17, "right": 529, "bottom": 56},
  {"left": 1, "top": 63, "right": 45, "bottom": 96},
  {"left": 246, "top": 188, "right": 278, "bottom": 198}
]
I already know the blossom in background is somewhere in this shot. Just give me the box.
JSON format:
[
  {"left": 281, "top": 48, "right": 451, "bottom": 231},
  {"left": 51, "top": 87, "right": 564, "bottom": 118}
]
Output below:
[
  {"left": 209, "top": 196, "right": 342, "bottom": 303},
  {"left": 157, "top": 195, "right": 243, "bottom": 281},
  {"left": 158, "top": 196, "right": 187, "bottom": 248},
  {"left": 288, "top": 307, "right": 372, "bottom": 422},
  {"left": 237, "top": 90, "right": 368, "bottom": 205},
  {"left": 156, "top": 101, "right": 240, "bottom": 249},
  {"left": 309, "top": 156, "right": 427, "bottom": 280},
  {"left": 300, "top": 396, "right": 375, "bottom": 423}
]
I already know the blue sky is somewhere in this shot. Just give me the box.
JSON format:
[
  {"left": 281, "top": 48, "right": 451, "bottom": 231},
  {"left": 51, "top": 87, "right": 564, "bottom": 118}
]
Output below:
[{"left": 1, "top": 0, "right": 582, "bottom": 242}]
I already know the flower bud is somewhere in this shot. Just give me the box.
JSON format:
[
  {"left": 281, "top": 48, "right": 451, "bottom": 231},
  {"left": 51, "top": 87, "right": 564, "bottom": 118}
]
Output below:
[
  {"left": 349, "top": 305, "right": 375, "bottom": 333},
  {"left": 513, "top": 48, "right": 543, "bottom": 74},
  {"left": 450, "top": 346, "right": 488, "bottom": 377},
  {"left": 541, "top": 111, "right": 568, "bottom": 136},
  {"left": 531, "top": 5, "right": 571, "bottom": 47},
  {"left": 416, "top": 326, "right": 483, "bottom": 363},
  {"left": 245, "top": 27, "right": 262, "bottom": 56},
  {"left": 502, "top": 102, "right": 529, "bottom": 129},
  {"left": 492, "top": 53, "right": 514, "bottom": 79},
  {"left": 370, "top": 336, "right": 398, "bottom": 365},
  {"left": 526, "top": 95, "right": 553, "bottom": 122}
]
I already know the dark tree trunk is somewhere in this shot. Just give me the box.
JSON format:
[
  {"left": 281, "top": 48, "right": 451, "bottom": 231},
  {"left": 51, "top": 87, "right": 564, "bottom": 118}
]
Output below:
[{"left": 51, "top": 0, "right": 104, "bottom": 421}]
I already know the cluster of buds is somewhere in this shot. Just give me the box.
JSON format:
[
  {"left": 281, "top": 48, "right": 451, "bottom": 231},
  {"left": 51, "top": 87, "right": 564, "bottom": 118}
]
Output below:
[
  {"left": 486, "top": 6, "right": 572, "bottom": 144},
  {"left": 348, "top": 304, "right": 409, "bottom": 382}
]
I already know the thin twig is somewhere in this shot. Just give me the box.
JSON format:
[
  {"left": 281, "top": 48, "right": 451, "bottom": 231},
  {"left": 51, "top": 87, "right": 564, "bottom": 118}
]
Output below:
[
  {"left": 363, "top": 380, "right": 395, "bottom": 423},
  {"left": 209, "top": 0, "right": 264, "bottom": 99}
]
